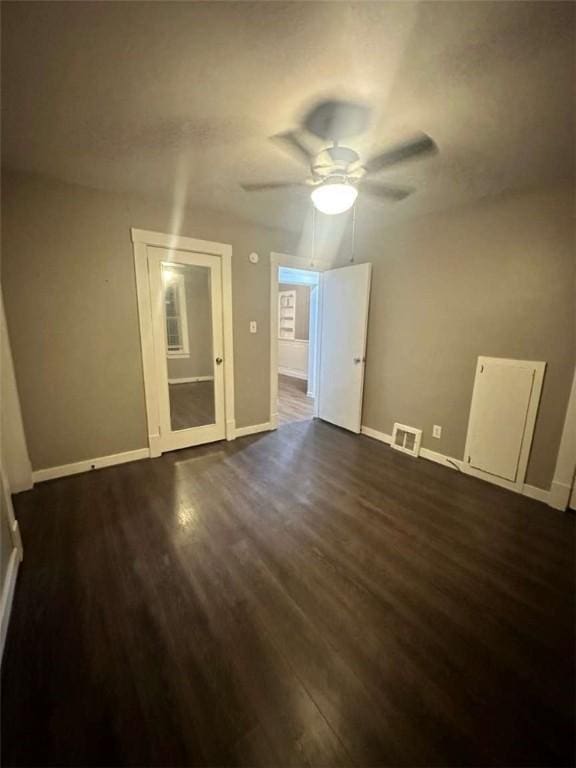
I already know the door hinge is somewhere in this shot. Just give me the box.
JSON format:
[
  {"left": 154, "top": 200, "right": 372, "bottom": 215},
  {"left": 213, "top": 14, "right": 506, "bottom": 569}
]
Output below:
[{"left": 467, "top": 455, "right": 471, "bottom": 463}]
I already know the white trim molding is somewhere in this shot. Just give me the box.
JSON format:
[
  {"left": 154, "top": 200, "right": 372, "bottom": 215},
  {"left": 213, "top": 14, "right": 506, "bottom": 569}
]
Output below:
[
  {"left": 522, "top": 484, "right": 552, "bottom": 505},
  {"left": 270, "top": 252, "right": 325, "bottom": 430},
  {"left": 1, "top": 291, "right": 33, "bottom": 493},
  {"left": 132, "top": 228, "right": 235, "bottom": 453},
  {"left": 0, "top": 461, "right": 24, "bottom": 662},
  {"left": 548, "top": 480, "right": 572, "bottom": 511},
  {"left": 360, "top": 425, "right": 549, "bottom": 505},
  {"left": 360, "top": 426, "right": 392, "bottom": 444},
  {"left": 420, "top": 446, "right": 463, "bottom": 471},
  {"left": 234, "top": 421, "right": 274, "bottom": 439},
  {"left": 549, "top": 367, "right": 576, "bottom": 511},
  {"left": 0, "top": 548, "right": 20, "bottom": 661},
  {"left": 32, "top": 448, "right": 150, "bottom": 484},
  {"left": 167, "top": 376, "right": 214, "bottom": 384}
]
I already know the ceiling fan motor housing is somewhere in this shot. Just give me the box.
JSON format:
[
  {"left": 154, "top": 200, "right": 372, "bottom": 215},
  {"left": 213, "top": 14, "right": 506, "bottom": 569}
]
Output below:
[
  {"left": 303, "top": 99, "right": 372, "bottom": 141},
  {"left": 312, "top": 145, "right": 364, "bottom": 182}
]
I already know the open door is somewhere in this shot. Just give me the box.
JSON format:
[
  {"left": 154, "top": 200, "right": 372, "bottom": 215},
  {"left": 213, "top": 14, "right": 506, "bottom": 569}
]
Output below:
[{"left": 317, "top": 263, "right": 371, "bottom": 433}]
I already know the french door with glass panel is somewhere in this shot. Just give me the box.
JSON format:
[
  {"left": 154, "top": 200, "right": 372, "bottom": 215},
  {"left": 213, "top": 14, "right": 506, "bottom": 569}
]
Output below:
[{"left": 148, "top": 247, "right": 226, "bottom": 451}]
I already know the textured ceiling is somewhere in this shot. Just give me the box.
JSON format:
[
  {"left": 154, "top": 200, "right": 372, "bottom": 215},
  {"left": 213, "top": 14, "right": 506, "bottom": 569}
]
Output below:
[{"left": 2, "top": 1, "right": 574, "bottom": 232}]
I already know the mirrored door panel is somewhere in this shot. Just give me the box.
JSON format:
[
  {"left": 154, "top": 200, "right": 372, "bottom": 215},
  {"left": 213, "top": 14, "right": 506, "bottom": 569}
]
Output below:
[
  {"left": 149, "top": 245, "right": 225, "bottom": 453},
  {"left": 161, "top": 262, "right": 215, "bottom": 431}
]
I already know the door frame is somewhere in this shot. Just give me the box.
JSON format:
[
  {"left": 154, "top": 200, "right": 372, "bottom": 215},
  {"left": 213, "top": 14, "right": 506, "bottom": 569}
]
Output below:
[
  {"left": 550, "top": 365, "right": 576, "bottom": 510},
  {"left": 132, "top": 228, "right": 235, "bottom": 457},
  {"left": 270, "top": 252, "right": 329, "bottom": 429},
  {"left": 462, "top": 356, "right": 546, "bottom": 493}
]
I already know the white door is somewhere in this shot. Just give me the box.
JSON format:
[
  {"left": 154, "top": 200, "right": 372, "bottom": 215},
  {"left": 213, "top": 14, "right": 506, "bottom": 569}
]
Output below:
[
  {"left": 148, "top": 247, "right": 226, "bottom": 452},
  {"left": 463, "top": 357, "right": 545, "bottom": 487},
  {"left": 317, "top": 263, "right": 372, "bottom": 433},
  {"left": 307, "top": 285, "right": 319, "bottom": 397}
]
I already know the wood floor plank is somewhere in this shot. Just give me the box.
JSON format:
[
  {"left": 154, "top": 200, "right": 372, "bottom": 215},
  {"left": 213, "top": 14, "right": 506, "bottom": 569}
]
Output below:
[
  {"left": 278, "top": 375, "right": 314, "bottom": 426},
  {"left": 2, "top": 419, "right": 574, "bottom": 766}
]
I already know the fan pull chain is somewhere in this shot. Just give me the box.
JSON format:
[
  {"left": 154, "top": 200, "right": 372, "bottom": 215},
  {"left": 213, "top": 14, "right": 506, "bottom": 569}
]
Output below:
[
  {"left": 311, "top": 204, "right": 317, "bottom": 267},
  {"left": 350, "top": 200, "right": 357, "bottom": 263}
]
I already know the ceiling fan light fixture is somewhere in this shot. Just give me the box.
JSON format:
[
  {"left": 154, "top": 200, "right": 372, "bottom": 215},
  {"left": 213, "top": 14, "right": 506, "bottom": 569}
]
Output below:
[{"left": 311, "top": 181, "right": 358, "bottom": 215}]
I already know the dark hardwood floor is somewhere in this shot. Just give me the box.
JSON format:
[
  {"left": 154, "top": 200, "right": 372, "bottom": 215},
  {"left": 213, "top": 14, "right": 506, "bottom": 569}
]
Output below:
[
  {"left": 278, "top": 374, "right": 314, "bottom": 426},
  {"left": 2, "top": 420, "right": 574, "bottom": 767},
  {"left": 169, "top": 381, "right": 215, "bottom": 430}
]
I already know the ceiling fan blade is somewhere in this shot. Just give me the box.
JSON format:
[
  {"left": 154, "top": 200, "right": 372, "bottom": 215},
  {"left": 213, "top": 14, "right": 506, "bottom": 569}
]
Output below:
[
  {"left": 270, "top": 131, "right": 315, "bottom": 166},
  {"left": 240, "top": 181, "right": 307, "bottom": 192},
  {"left": 359, "top": 181, "right": 415, "bottom": 201},
  {"left": 363, "top": 133, "right": 437, "bottom": 175}
]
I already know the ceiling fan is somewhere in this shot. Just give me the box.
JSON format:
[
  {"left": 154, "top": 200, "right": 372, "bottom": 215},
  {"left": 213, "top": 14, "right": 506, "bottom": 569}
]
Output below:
[{"left": 240, "top": 100, "right": 438, "bottom": 215}]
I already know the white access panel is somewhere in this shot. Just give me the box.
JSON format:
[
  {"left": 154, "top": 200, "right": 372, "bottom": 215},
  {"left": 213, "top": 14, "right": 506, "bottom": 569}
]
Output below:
[
  {"left": 463, "top": 357, "right": 546, "bottom": 490},
  {"left": 317, "top": 263, "right": 371, "bottom": 433}
]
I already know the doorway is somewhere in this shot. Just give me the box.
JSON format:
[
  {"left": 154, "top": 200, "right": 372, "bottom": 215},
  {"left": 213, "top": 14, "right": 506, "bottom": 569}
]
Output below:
[
  {"left": 270, "top": 253, "right": 372, "bottom": 435},
  {"left": 133, "top": 229, "right": 235, "bottom": 457},
  {"left": 277, "top": 266, "right": 319, "bottom": 425},
  {"left": 270, "top": 254, "right": 321, "bottom": 428}
]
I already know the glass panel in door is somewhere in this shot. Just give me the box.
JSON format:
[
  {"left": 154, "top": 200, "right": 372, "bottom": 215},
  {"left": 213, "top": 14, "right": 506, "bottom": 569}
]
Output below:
[{"left": 161, "top": 262, "right": 215, "bottom": 431}]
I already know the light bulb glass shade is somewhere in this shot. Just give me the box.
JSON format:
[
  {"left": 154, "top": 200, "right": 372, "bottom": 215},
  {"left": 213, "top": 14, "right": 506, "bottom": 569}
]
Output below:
[{"left": 311, "top": 182, "right": 358, "bottom": 215}]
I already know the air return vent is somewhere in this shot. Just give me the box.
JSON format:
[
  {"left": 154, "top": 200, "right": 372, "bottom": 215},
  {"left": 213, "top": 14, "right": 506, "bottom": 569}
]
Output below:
[{"left": 391, "top": 423, "right": 422, "bottom": 458}]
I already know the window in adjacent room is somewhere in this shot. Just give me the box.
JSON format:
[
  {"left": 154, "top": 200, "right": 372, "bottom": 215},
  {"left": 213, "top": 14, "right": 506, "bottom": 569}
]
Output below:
[{"left": 163, "top": 271, "right": 190, "bottom": 357}]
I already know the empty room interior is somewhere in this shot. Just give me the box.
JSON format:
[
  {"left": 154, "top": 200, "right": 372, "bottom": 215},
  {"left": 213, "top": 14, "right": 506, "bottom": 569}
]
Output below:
[{"left": 1, "top": 2, "right": 575, "bottom": 767}]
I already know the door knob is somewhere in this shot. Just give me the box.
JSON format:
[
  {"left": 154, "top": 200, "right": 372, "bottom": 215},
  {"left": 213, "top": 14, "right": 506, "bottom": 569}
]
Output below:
[{"left": 215, "top": 357, "right": 223, "bottom": 365}]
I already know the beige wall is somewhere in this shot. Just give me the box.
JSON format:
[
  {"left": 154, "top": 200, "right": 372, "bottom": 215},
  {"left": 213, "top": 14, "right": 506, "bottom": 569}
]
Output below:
[
  {"left": 1, "top": 170, "right": 295, "bottom": 470},
  {"left": 166, "top": 266, "right": 213, "bottom": 381},
  {"left": 2, "top": 170, "right": 573, "bottom": 492},
  {"left": 353, "top": 184, "right": 575, "bottom": 490},
  {"left": 279, "top": 283, "right": 311, "bottom": 341}
]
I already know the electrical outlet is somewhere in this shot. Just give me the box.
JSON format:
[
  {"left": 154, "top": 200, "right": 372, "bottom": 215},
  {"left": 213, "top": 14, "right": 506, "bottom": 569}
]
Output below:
[
  {"left": 249, "top": 320, "right": 257, "bottom": 334},
  {"left": 432, "top": 425, "right": 442, "bottom": 439}
]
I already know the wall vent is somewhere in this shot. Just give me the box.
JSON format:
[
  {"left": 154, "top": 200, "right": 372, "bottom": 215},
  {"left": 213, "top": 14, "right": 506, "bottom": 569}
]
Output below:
[{"left": 391, "top": 423, "right": 422, "bottom": 458}]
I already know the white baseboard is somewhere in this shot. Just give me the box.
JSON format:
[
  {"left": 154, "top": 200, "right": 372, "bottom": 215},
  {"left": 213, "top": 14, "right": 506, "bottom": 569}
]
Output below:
[
  {"left": 548, "top": 480, "right": 572, "bottom": 510},
  {"left": 234, "top": 421, "right": 274, "bottom": 439},
  {"left": 278, "top": 367, "right": 307, "bottom": 381},
  {"left": 1, "top": 547, "right": 20, "bottom": 662},
  {"left": 360, "top": 425, "right": 551, "bottom": 505},
  {"left": 168, "top": 376, "right": 214, "bottom": 384},
  {"left": 522, "top": 484, "right": 551, "bottom": 504},
  {"left": 9, "top": 478, "right": 34, "bottom": 494},
  {"left": 360, "top": 426, "right": 392, "bottom": 444},
  {"left": 419, "top": 446, "right": 463, "bottom": 470},
  {"left": 32, "top": 447, "right": 150, "bottom": 483}
]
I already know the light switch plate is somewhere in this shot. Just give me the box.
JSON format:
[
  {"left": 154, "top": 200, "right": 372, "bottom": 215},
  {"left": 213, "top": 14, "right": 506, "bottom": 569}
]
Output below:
[
  {"left": 432, "top": 425, "right": 442, "bottom": 439},
  {"left": 249, "top": 321, "right": 257, "bottom": 334}
]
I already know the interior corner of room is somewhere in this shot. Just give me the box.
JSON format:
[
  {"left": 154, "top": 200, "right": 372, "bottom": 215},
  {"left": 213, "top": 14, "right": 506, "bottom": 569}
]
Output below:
[{"left": 0, "top": 2, "right": 575, "bottom": 765}]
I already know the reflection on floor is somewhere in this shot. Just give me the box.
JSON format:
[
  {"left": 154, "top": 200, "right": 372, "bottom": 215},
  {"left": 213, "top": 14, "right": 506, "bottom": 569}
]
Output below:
[
  {"left": 169, "top": 381, "right": 215, "bottom": 430},
  {"left": 3, "top": 420, "right": 574, "bottom": 766},
  {"left": 278, "top": 374, "right": 314, "bottom": 426}
]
